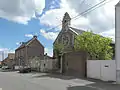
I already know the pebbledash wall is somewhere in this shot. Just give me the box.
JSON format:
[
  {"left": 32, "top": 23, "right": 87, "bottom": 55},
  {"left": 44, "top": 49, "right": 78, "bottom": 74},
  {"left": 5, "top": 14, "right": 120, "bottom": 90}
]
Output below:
[{"left": 87, "top": 60, "right": 116, "bottom": 81}]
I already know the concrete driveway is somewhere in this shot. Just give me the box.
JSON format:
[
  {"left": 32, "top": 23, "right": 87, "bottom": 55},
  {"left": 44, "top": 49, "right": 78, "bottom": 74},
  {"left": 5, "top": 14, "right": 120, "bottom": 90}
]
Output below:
[{"left": 0, "top": 71, "right": 119, "bottom": 90}]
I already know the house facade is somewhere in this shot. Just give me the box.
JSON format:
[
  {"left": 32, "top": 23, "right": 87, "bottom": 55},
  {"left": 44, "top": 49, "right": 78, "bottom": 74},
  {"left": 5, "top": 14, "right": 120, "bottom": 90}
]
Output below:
[
  {"left": 2, "top": 53, "right": 15, "bottom": 69},
  {"left": 15, "top": 36, "right": 44, "bottom": 67},
  {"left": 53, "top": 12, "right": 115, "bottom": 59}
]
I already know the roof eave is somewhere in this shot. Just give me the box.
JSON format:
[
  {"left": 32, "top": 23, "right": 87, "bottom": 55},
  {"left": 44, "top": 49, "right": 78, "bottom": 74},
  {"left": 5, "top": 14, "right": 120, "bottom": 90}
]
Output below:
[{"left": 69, "top": 28, "right": 79, "bottom": 35}]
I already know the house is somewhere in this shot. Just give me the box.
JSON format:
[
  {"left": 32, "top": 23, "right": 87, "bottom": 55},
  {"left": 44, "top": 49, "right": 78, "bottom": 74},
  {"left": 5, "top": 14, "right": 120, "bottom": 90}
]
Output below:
[
  {"left": 44, "top": 53, "right": 53, "bottom": 60},
  {"left": 53, "top": 12, "right": 115, "bottom": 76},
  {"left": 2, "top": 53, "right": 15, "bottom": 69},
  {"left": 53, "top": 12, "right": 115, "bottom": 59},
  {"left": 15, "top": 35, "right": 44, "bottom": 67},
  {"left": 2, "top": 57, "right": 8, "bottom": 66}
]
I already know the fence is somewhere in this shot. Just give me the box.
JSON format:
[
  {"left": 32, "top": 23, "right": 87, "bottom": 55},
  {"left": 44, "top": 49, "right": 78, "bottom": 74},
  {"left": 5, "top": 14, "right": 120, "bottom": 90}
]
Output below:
[
  {"left": 29, "top": 56, "right": 58, "bottom": 72},
  {"left": 29, "top": 56, "right": 41, "bottom": 71},
  {"left": 87, "top": 60, "right": 116, "bottom": 81},
  {"left": 40, "top": 59, "right": 58, "bottom": 72}
]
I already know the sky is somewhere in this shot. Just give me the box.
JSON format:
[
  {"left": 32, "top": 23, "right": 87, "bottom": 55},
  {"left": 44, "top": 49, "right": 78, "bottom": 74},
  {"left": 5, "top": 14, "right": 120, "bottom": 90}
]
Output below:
[{"left": 0, "top": 0, "right": 119, "bottom": 61}]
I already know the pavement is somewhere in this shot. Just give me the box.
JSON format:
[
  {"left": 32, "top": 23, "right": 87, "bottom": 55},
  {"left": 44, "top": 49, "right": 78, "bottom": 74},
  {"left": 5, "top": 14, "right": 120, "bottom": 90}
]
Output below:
[{"left": 0, "top": 71, "right": 120, "bottom": 90}]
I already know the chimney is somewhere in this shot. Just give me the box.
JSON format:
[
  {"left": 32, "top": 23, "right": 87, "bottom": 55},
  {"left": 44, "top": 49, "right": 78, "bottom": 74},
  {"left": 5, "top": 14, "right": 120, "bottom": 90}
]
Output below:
[
  {"left": 33, "top": 35, "right": 37, "bottom": 38},
  {"left": 21, "top": 42, "right": 25, "bottom": 45}
]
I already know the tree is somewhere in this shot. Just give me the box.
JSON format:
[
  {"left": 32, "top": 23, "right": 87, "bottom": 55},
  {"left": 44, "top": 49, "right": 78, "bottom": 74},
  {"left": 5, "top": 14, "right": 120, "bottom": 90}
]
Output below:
[
  {"left": 74, "top": 31, "right": 113, "bottom": 60},
  {"left": 53, "top": 43, "right": 64, "bottom": 58},
  {"left": 53, "top": 43, "right": 64, "bottom": 69}
]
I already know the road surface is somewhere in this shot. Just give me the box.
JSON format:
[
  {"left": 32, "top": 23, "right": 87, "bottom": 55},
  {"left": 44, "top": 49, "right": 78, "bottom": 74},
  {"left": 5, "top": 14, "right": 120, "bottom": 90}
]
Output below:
[{"left": 0, "top": 71, "right": 120, "bottom": 90}]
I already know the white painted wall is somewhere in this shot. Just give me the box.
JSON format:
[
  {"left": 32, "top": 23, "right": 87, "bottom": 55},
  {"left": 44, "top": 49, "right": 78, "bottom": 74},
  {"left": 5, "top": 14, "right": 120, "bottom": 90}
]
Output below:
[
  {"left": 115, "top": 2, "right": 120, "bottom": 83},
  {"left": 87, "top": 60, "right": 101, "bottom": 79},
  {"left": 15, "top": 66, "right": 19, "bottom": 70},
  {"left": 87, "top": 60, "right": 116, "bottom": 81},
  {"left": 116, "top": 2, "right": 120, "bottom": 70}
]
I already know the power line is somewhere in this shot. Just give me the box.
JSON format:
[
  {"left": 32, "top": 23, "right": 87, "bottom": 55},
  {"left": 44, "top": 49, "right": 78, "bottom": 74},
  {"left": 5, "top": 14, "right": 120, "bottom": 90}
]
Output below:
[
  {"left": 73, "top": 0, "right": 113, "bottom": 20},
  {"left": 38, "top": 0, "right": 112, "bottom": 36},
  {"left": 22, "top": 0, "right": 113, "bottom": 42},
  {"left": 71, "top": 0, "right": 107, "bottom": 20}
]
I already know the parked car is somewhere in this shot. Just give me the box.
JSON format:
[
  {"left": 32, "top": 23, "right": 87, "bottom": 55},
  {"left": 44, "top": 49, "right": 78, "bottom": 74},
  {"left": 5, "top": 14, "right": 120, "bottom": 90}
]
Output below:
[
  {"left": 2, "top": 66, "right": 9, "bottom": 70},
  {"left": 19, "top": 66, "right": 31, "bottom": 73},
  {"left": 0, "top": 65, "right": 2, "bottom": 68}
]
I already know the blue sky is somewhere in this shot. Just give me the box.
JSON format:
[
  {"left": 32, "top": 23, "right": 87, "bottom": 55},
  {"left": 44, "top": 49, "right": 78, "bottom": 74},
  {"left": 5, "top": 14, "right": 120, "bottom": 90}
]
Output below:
[
  {"left": 0, "top": 0, "right": 61, "bottom": 60},
  {"left": 0, "top": 0, "right": 119, "bottom": 60}
]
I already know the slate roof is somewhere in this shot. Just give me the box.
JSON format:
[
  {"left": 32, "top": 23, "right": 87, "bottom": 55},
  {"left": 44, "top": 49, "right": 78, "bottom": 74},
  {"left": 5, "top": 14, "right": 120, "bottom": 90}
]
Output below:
[
  {"left": 15, "top": 38, "right": 33, "bottom": 51},
  {"left": 69, "top": 27, "right": 85, "bottom": 35},
  {"left": 69, "top": 27, "right": 115, "bottom": 44},
  {"left": 15, "top": 36, "right": 43, "bottom": 51}
]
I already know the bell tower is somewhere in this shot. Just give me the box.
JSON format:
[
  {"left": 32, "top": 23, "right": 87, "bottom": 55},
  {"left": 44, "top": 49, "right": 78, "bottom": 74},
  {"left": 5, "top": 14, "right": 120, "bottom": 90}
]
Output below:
[{"left": 62, "top": 12, "right": 71, "bottom": 31}]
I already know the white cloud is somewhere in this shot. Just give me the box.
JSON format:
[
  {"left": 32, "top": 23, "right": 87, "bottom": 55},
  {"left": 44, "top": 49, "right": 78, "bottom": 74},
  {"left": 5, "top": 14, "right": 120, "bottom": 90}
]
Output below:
[
  {"left": 25, "top": 34, "right": 34, "bottom": 38},
  {"left": 45, "top": 48, "right": 53, "bottom": 57},
  {"left": 40, "top": 29, "right": 59, "bottom": 41},
  {"left": 39, "top": 0, "right": 119, "bottom": 38},
  {"left": 100, "top": 28, "right": 115, "bottom": 41},
  {"left": 34, "top": 0, "right": 45, "bottom": 14},
  {"left": 39, "top": 7, "right": 81, "bottom": 29},
  {"left": 0, "top": 0, "right": 45, "bottom": 24},
  {"left": 16, "top": 42, "right": 20, "bottom": 46},
  {"left": 0, "top": 48, "right": 9, "bottom": 52}
]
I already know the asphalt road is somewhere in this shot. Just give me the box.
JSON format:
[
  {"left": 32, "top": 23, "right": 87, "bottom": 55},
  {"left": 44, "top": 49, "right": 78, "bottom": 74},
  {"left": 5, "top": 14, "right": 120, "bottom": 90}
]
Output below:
[{"left": 0, "top": 71, "right": 120, "bottom": 90}]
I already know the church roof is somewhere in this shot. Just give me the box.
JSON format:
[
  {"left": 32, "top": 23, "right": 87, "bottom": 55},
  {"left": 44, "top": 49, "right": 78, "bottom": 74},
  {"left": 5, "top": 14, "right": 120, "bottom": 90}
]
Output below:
[
  {"left": 63, "top": 12, "right": 71, "bottom": 20},
  {"left": 53, "top": 26, "right": 115, "bottom": 44},
  {"left": 69, "top": 27, "right": 85, "bottom": 35},
  {"left": 69, "top": 27, "right": 115, "bottom": 44},
  {"left": 64, "top": 12, "right": 70, "bottom": 17}
]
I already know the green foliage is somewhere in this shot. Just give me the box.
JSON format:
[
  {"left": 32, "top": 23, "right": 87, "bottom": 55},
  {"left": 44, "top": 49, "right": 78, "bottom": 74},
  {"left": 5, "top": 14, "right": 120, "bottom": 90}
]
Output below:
[
  {"left": 74, "top": 31, "right": 113, "bottom": 60},
  {"left": 53, "top": 43, "right": 64, "bottom": 57}
]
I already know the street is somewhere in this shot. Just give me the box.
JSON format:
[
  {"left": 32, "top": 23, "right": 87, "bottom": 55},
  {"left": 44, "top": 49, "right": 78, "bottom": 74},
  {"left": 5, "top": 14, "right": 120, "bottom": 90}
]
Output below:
[{"left": 0, "top": 71, "right": 120, "bottom": 90}]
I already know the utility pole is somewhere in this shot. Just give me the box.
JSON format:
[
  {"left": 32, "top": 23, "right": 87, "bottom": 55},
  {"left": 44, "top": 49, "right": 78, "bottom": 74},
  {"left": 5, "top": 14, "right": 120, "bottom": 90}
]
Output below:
[{"left": 115, "top": 0, "right": 120, "bottom": 84}]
